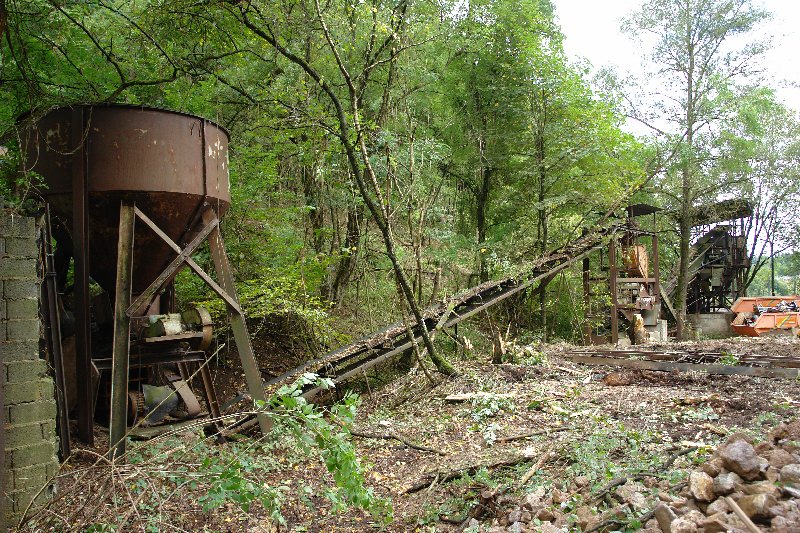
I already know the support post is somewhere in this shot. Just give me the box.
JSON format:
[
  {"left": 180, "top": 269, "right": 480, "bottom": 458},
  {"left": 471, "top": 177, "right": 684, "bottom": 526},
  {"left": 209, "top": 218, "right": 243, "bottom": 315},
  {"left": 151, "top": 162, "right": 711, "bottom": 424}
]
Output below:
[
  {"left": 652, "top": 233, "right": 660, "bottom": 306},
  {"left": 108, "top": 201, "right": 135, "bottom": 460},
  {"left": 71, "top": 107, "right": 94, "bottom": 444},
  {"left": 609, "top": 237, "right": 619, "bottom": 345},
  {"left": 583, "top": 254, "right": 591, "bottom": 344},
  {"left": 42, "top": 206, "right": 71, "bottom": 458},
  {"left": 202, "top": 209, "right": 271, "bottom": 434}
]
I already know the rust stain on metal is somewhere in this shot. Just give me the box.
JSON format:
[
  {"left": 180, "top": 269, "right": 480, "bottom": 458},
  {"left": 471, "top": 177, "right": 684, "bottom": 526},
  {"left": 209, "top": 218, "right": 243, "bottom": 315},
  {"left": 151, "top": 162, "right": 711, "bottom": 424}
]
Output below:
[{"left": 24, "top": 105, "right": 231, "bottom": 295}]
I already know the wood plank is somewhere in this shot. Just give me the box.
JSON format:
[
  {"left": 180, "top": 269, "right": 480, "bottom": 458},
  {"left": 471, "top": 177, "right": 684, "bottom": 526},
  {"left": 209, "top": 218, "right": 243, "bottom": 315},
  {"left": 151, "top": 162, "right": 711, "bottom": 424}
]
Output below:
[
  {"left": 109, "top": 201, "right": 135, "bottom": 460},
  {"left": 568, "top": 354, "right": 800, "bottom": 379}
]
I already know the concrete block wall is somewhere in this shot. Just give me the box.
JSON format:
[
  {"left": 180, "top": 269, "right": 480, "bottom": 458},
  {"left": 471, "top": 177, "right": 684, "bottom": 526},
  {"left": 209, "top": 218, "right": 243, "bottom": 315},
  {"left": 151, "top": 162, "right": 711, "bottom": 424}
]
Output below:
[{"left": 1, "top": 212, "right": 59, "bottom": 525}]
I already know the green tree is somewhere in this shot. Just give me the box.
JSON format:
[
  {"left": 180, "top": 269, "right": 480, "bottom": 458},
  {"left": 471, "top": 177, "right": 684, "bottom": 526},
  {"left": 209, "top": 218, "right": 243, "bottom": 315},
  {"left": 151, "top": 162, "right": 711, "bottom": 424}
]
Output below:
[
  {"left": 625, "top": 0, "right": 770, "bottom": 337},
  {"left": 717, "top": 87, "right": 800, "bottom": 292}
]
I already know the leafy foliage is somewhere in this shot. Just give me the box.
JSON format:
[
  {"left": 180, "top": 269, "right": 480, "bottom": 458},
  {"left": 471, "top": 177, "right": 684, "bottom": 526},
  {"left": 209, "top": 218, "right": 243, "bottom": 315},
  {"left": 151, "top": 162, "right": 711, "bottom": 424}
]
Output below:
[{"left": 115, "top": 373, "right": 393, "bottom": 528}]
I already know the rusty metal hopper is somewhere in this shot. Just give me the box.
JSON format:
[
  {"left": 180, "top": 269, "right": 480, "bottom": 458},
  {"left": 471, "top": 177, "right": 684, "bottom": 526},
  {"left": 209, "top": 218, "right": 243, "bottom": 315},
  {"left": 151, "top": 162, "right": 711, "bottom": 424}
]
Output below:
[{"left": 24, "top": 105, "right": 231, "bottom": 297}]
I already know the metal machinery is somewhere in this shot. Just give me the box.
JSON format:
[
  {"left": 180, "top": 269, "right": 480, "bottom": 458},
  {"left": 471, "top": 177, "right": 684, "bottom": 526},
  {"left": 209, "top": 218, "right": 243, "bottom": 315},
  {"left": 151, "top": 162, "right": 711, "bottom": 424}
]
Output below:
[
  {"left": 582, "top": 204, "right": 663, "bottom": 344},
  {"left": 662, "top": 200, "right": 751, "bottom": 315},
  {"left": 731, "top": 296, "right": 800, "bottom": 336},
  {"left": 24, "top": 105, "right": 268, "bottom": 458},
  {"left": 683, "top": 226, "right": 749, "bottom": 313}
]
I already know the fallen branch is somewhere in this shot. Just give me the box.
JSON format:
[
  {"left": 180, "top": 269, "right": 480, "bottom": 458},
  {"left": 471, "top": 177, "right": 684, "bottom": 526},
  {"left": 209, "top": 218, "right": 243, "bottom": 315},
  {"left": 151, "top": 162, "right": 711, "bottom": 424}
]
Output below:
[
  {"left": 443, "top": 392, "right": 515, "bottom": 403},
  {"left": 590, "top": 447, "right": 697, "bottom": 505},
  {"left": 405, "top": 453, "right": 533, "bottom": 493},
  {"left": 350, "top": 430, "right": 446, "bottom": 455},
  {"left": 497, "top": 425, "right": 574, "bottom": 443},
  {"left": 516, "top": 444, "right": 555, "bottom": 488}
]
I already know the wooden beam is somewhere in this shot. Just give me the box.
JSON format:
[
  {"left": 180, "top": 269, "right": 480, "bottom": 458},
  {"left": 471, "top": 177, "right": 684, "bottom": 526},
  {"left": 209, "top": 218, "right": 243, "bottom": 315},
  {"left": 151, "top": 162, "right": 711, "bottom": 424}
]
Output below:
[
  {"left": 108, "top": 201, "right": 135, "bottom": 460},
  {"left": 568, "top": 354, "right": 800, "bottom": 379}
]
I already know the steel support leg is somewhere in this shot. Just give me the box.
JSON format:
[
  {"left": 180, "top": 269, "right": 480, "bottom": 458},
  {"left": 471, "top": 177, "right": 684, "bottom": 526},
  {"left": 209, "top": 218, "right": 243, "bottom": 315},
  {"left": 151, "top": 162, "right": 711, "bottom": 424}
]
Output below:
[
  {"left": 203, "top": 209, "right": 271, "bottom": 435},
  {"left": 71, "top": 107, "right": 94, "bottom": 444}
]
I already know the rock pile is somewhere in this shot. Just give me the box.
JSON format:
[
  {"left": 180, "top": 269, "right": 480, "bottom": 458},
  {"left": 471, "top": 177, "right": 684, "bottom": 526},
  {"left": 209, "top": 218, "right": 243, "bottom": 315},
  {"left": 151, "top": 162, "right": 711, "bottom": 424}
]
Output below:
[
  {"left": 657, "top": 420, "right": 800, "bottom": 532},
  {"left": 463, "top": 421, "right": 799, "bottom": 532},
  {"left": 465, "top": 477, "right": 663, "bottom": 532}
]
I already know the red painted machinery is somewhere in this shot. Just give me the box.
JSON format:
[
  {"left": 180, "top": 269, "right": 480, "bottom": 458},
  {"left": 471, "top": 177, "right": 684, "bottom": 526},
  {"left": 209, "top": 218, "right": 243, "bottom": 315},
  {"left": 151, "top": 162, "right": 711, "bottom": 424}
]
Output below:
[{"left": 731, "top": 296, "right": 800, "bottom": 337}]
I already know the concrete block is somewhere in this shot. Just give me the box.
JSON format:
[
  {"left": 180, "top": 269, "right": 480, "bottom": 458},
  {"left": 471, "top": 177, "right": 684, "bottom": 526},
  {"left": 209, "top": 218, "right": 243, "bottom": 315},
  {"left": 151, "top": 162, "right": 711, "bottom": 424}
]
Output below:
[
  {"left": 0, "top": 300, "right": 5, "bottom": 320},
  {"left": 6, "top": 298, "right": 38, "bottom": 320},
  {"left": 7, "top": 483, "right": 55, "bottom": 513},
  {"left": 5, "top": 359, "right": 48, "bottom": 383},
  {"left": 688, "top": 313, "right": 734, "bottom": 338},
  {"left": 7, "top": 401, "right": 57, "bottom": 425},
  {"left": 4, "top": 318, "right": 40, "bottom": 341},
  {"left": 4, "top": 422, "right": 49, "bottom": 449},
  {"left": 3, "top": 279, "right": 38, "bottom": 299},
  {"left": 12, "top": 463, "right": 51, "bottom": 491},
  {"left": 4, "top": 379, "right": 53, "bottom": 404},
  {"left": 5, "top": 440, "right": 58, "bottom": 469},
  {"left": 39, "top": 420, "right": 57, "bottom": 441},
  {"left": 0, "top": 258, "right": 37, "bottom": 279},
  {"left": 0, "top": 216, "right": 35, "bottom": 238},
  {"left": 3, "top": 237, "right": 38, "bottom": 257},
  {"left": 0, "top": 340, "right": 40, "bottom": 361},
  {"left": 46, "top": 461, "right": 58, "bottom": 480}
]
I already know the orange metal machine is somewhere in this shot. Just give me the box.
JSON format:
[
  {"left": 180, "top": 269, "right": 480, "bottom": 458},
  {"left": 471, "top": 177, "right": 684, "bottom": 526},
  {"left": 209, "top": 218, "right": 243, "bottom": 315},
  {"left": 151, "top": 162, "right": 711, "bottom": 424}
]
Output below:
[{"left": 731, "top": 296, "right": 800, "bottom": 336}]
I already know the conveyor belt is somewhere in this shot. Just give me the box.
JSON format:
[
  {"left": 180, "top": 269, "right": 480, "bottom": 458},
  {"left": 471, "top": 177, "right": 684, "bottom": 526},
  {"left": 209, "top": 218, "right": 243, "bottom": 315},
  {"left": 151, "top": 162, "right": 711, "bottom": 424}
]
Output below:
[{"left": 263, "top": 223, "right": 622, "bottom": 400}]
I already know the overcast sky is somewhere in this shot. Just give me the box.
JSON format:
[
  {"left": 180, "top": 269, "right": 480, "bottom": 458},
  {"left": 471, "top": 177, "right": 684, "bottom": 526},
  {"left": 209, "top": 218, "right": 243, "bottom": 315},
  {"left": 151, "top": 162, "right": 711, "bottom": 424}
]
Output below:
[{"left": 552, "top": 0, "right": 800, "bottom": 113}]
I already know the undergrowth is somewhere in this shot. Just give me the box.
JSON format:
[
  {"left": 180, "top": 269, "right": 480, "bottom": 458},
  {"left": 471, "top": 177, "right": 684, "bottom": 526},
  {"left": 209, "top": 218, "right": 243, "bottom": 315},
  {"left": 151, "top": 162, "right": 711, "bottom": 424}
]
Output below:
[{"left": 21, "top": 374, "right": 391, "bottom": 531}]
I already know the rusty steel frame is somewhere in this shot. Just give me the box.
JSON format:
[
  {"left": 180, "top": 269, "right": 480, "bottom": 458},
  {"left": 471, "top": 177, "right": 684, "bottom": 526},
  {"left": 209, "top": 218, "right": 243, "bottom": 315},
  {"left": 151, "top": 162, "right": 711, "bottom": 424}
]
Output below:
[
  {"left": 41, "top": 206, "right": 71, "bottom": 459},
  {"left": 584, "top": 225, "right": 661, "bottom": 345},
  {"left": 126, "top": 207, "right": 241, "bottom": 316},
  {"left": 70, "top": 107, "right": 94, "bottom": 445},
  {"left": 201, "top": 208, "right": 271, "bottom": 434},
  {"left": 105, "top": 202, "right": 271, "bottom": 456}
]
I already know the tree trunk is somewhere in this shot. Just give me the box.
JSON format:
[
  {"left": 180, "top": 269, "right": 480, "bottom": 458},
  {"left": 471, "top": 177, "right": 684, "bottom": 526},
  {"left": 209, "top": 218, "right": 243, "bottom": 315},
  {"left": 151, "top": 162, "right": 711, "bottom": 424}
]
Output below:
[
  {"left": 301, "top": 164, "right": 325, "bottom": 254},
  {"left": 674, "top": 194, "right": 692, "bottom": 340},
  {"left": 675, "top": 16, "right": 696, "bottom": 341},
  {"left": 476, "top": 134, "right": 491, "bottom": 283},
  {"left": 325, "top": 202, "right": 362, "bottom": 305},
  {"left": 241, "top": 6, "right": 456, "bottom": 376},
  {"left": 535, "top": 100, "right": 548, "bottom": 341}
]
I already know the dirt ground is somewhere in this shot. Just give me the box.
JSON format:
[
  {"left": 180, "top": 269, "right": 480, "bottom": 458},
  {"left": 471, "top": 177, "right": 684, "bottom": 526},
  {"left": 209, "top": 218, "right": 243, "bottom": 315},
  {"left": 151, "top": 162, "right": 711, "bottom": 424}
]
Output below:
[{"left": 23, "top": 336, "right": 800, "bottom": 532}]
